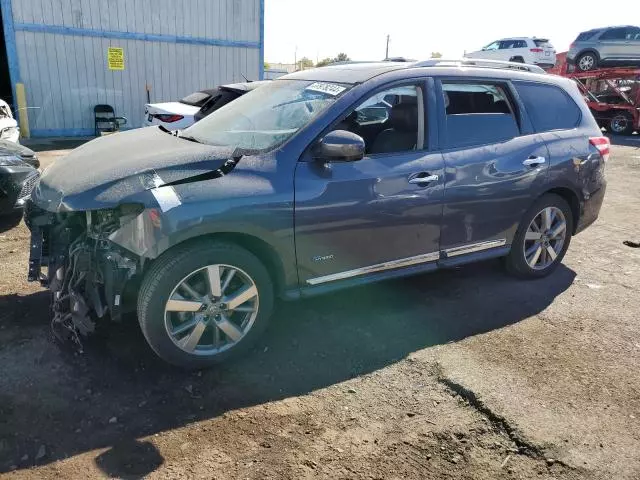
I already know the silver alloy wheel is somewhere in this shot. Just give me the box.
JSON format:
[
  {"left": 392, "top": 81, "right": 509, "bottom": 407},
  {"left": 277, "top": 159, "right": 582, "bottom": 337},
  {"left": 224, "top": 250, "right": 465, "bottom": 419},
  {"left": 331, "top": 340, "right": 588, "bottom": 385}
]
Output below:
[
  {"left": 610, "top": 114, "right": 629, "bottom": 134},
  {"left": 164, "top": 264, "right": 259, "bottom": 356},
  {"left": 578, "top": 55, "right": 595, "bottom": 71},
  {"left": 523, "top": 206, "right": 567, "bottom": 270}
]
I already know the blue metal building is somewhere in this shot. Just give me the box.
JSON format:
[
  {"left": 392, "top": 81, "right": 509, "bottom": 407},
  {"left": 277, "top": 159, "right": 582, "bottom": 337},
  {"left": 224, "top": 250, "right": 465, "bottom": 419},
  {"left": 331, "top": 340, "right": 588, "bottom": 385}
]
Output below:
[{"left": 0, "top": 0, "right": 264, "bottom": 137}]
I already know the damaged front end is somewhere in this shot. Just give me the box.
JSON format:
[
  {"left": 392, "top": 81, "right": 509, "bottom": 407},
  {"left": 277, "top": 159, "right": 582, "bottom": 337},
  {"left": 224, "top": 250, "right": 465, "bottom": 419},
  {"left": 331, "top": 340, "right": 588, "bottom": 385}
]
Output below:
[
  {"left": 23, "top": 127, "right": 248, "bottom": 350},
  {"left": 27, "top": 203, "right": 143, "bottom": 349}
]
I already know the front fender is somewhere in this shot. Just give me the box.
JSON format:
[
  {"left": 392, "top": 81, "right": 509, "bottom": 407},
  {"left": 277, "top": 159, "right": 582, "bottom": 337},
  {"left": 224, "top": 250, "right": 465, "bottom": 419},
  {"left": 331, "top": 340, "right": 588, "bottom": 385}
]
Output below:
[{"left": 108, "top": 178, "right": 298, "bottom": 290}]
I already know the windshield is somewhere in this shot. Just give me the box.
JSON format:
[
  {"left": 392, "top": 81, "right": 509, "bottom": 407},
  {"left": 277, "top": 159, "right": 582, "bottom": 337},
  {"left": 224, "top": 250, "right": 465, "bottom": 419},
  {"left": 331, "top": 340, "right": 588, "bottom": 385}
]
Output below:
[{"left": 183, "top": 80, "right": 351, "bottom": 151}]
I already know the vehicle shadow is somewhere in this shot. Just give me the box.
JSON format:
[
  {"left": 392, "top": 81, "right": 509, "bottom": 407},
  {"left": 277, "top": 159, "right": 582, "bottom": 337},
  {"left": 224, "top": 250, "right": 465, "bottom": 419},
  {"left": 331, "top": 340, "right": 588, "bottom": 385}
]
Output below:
[
  {"left": 0, "top": 260, "right": 576, "bottom": 473},
  {"left": 0, "top": 213, "right": 22, "bottom": 234}
]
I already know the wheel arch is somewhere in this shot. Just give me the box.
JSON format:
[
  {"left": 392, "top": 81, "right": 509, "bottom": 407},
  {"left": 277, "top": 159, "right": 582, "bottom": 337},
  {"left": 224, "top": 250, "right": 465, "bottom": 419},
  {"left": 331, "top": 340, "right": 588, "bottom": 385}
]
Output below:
[
  {"left": 544, "top": 186, "right": 581, "bottom": 235},
  {"left": 577, "top": 49, "right": 600, "bottom": 61},
  {"left": 509, "top": 55, "right": 525, "bottom": 63},
  {"left": 145, "top": 230, "right": 294, "bottom": 298}
]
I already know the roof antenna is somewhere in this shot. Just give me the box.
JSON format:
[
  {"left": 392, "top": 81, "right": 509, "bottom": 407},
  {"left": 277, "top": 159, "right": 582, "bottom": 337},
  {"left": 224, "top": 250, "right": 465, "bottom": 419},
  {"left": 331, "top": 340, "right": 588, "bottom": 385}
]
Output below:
[{"left": 241, "top": 73, "right": 251, "bottom": 83}]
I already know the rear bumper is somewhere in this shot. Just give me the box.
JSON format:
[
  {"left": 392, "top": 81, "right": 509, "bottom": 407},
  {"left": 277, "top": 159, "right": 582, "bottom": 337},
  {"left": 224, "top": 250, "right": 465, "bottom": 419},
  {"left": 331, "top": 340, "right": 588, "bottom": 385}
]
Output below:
[{"left": 575, "top": 183, "right": 606, "bottom": 234}]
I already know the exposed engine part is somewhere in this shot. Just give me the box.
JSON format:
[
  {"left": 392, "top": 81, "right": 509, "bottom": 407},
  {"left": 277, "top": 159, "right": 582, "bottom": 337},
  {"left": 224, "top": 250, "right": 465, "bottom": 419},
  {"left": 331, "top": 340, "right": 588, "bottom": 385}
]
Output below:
[{"left": 28, "top": 206, "right": 141, "bottom": 351}]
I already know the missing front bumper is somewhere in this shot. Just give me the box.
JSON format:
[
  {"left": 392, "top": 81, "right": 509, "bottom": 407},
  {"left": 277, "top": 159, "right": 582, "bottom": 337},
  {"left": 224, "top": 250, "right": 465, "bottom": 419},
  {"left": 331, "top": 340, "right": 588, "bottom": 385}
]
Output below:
[{"left": 26, "top": 207, "right": 140, "bottom": 349}]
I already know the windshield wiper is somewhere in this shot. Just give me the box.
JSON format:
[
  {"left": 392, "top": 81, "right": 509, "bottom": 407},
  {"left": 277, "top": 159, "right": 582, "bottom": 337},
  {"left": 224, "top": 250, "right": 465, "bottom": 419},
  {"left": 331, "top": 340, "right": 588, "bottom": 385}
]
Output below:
[
  {"left": 158, "top": 125, "right": 202, "bottom": 143},
  {"left": 176, "top": 130, "right": 202, "bottom": 144}
]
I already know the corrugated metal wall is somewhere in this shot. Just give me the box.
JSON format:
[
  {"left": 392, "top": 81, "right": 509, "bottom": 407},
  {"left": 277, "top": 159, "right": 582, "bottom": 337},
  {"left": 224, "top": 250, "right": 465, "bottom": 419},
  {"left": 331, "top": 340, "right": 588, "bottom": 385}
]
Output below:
[{"left": 7, "top": 0, "right": 262, "bottom": 136}]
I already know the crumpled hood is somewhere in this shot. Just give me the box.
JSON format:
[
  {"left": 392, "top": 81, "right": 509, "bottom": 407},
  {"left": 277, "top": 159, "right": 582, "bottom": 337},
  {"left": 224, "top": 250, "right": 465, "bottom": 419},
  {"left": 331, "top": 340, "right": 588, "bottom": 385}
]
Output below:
[{"left": 33, "top": 126, "right": 236, "bottom": 212}]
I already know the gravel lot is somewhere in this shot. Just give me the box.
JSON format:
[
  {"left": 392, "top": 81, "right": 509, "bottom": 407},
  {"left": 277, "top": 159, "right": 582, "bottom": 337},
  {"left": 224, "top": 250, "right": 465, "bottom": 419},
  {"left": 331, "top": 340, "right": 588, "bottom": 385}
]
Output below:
[{"left": 0, "top": 139, "right": 639, "bottom": 479}]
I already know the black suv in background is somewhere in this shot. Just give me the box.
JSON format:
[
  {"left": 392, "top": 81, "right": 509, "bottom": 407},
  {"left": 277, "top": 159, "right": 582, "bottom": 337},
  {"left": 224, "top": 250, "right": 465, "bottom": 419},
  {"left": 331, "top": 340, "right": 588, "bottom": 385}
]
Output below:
[{"left": 26, "top": 60, "right": 608, "bottom": 368}]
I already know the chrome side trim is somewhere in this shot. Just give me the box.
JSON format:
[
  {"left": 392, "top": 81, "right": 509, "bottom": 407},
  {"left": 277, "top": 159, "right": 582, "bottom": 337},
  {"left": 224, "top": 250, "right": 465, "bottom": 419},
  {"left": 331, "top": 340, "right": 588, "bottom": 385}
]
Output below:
[
  {"left": 306, "top": 251, "right": 440, "bottom": 286},
  {"left": 444, "top": 238, "right": 507, "bottom": 258}
]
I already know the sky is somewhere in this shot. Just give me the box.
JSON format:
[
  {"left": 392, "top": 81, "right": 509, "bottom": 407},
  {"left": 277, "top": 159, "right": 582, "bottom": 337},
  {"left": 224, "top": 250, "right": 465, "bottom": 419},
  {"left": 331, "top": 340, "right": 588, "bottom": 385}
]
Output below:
[{"left": 264, "top": 0, "right": 640, "bottom": 64}]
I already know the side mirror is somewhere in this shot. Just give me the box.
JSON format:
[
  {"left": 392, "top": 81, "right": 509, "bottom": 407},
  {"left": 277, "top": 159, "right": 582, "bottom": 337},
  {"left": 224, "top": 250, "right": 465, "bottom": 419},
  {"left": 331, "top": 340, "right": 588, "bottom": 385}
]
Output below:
[{"left": 314, "top": 130, "right": 365, "bottom": 162}]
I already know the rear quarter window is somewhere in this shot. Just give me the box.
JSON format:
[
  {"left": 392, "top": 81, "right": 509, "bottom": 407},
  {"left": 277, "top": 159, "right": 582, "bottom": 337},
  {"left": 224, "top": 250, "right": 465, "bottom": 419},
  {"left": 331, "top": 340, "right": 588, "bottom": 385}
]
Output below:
[
  {"left": 513, "top": 82, "right": 581, "bottom": 132},
  {"left": 576, "top": 31, "right": 598, "bottom": 41}
]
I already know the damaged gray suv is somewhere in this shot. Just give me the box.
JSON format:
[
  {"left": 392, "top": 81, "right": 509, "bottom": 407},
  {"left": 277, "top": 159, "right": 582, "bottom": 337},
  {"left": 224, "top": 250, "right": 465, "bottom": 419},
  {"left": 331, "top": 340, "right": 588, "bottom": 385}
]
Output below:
[{"left": 26, "top": 60, "right": 608, "bottom": 368}]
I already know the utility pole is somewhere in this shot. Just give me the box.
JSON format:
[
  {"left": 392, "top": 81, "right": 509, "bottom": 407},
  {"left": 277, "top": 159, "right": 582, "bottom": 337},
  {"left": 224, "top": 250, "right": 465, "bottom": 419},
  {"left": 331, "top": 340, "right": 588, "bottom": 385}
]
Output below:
[{"left": 385, "top": 35, "right": 390, "bottom": 60}]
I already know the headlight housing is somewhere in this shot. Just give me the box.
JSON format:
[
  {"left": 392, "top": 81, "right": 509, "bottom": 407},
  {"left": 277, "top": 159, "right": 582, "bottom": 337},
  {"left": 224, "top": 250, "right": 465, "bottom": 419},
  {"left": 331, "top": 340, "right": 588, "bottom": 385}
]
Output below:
[{"left": 0, "top": 154, "right": 24, "bottom": 166}]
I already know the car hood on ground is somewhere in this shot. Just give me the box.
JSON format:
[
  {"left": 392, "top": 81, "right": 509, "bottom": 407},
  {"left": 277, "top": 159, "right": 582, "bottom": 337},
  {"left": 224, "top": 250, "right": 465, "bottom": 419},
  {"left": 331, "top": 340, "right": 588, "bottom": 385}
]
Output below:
[
  {"left": 145, "top": 102, "right": 200, "bottom": 116},
  {"left": 32, "top": 127, "right": 238, "bottom": 212}
]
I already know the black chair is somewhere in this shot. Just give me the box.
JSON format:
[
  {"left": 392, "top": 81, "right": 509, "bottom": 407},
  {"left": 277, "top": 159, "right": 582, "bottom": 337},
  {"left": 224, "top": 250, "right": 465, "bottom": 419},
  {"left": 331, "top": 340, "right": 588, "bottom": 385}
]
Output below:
[{"left": 94, "top": 104, "right": 127, "bottom": 136}]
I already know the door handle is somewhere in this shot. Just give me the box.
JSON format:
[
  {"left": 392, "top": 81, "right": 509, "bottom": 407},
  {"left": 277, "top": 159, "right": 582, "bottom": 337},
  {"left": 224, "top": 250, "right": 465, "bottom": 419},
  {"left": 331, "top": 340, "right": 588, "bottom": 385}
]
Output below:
[
  {"left": 523, "top": 156, "right": 546, "bottom": 167},
  {"left": 408, "top": 174, "right": 439, "bottom": 185}
]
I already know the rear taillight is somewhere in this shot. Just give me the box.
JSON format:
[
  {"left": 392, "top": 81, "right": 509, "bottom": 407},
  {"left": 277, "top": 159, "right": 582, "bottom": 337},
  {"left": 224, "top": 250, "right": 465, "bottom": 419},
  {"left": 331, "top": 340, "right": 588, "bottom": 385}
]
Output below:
[
  {"left": 569, "top": 42, "right": 576, "bottom": 49},
  {"left": 589, "top": 136, "right": 610, "bottom": 162},
  {"left": 152, "top": 114, "right": 184, "bottom": 123},
  {"left": 530, "top": 48, "right": 543, "bottom": 53}
]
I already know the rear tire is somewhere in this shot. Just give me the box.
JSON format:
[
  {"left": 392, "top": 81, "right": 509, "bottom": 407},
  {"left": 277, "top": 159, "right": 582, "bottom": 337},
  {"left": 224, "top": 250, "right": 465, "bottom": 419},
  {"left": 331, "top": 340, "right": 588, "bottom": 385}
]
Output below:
[
  {"left": 576, "top": 52, "right": 598, "bottom": 71},
  {"left": 609, "top": 112, "right": 635, "bottom": 136},
  {"left": 510, "top": 56, "right": 525, "bottom": 63},
  {"left": 137, "top": 240, "right": 274, "bottom": 369},
  {"left": 506, "top": 194, "right": 573, "bottom": 279}
]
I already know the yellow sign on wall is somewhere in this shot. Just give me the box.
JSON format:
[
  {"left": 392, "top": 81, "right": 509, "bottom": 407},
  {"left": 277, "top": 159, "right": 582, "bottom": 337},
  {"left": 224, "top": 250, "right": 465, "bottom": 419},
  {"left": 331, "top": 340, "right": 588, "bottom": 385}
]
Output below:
[{"left": 107, "top": 47, "right": 125, "bottom": 70}]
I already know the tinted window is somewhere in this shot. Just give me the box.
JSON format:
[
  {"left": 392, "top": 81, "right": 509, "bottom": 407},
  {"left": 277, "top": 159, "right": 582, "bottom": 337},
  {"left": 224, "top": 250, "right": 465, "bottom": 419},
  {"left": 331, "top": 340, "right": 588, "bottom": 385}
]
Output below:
[
  {"left": 514, "top": 82, "right": 581, "bottom": 132},
  {"left": 500, "top": 40, "right": 526, "bottom": 49},
  {"left": 576, "top": 31, "right": 599, "bottom": 41},
  {"left": 443, "top": 83, "right": 514, "bottom": 115},
  {"left": 625, "top": 27, "right": 640, "bottom": 40},
  {"left": 600, "top": 28, "right": 627, "bottom": 40},
  {"left": 442, "top": 82, "right": 520, "bottom": 148}
]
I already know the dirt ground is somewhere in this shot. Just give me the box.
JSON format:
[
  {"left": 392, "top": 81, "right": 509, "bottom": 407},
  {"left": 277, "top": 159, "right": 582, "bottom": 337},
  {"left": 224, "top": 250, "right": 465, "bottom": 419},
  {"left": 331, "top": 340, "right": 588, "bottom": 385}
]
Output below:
[{"left": 0, "top": 139, "right": 639, "bottom": 479}]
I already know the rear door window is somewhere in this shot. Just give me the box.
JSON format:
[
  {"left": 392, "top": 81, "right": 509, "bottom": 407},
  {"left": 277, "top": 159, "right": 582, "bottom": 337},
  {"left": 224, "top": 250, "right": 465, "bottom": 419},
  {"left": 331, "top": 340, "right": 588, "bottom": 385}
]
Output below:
[
  {"left": 513, "top": 82, "right": 581, "bottom": 132},
  {"left": 626, "top": 27, "right": 640, "bottom": 40},
  {"left": 441, "top": 81, "right": 520, "bottom": 148},
  {"left": 600, "top": 28, "right": 627, "bottom": 41}
]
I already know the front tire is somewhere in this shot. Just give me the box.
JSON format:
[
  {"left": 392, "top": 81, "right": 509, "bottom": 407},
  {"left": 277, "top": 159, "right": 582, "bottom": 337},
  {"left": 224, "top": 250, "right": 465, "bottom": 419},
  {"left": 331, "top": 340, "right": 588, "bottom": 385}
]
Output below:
[
  {"left": 137, "top": 240, "right": 274, "bottom": 368},
  {"left": 576, "top": 52, "right": 598, "bottom": 71},
  {"left": 506, "top": 194, "right": 573, "bottom": 279}
]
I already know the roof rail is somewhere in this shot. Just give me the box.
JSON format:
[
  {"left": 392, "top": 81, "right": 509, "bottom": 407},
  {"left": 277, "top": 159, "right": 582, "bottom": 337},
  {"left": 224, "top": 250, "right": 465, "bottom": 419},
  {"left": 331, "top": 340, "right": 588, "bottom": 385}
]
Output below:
[{"left": 411, "top": 58, "right": 546, "bottom": 74}]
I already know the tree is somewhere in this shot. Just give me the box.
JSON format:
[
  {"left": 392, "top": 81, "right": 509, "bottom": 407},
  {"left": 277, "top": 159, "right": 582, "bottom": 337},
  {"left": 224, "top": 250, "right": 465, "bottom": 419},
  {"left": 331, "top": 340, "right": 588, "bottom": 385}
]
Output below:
[
  {"left": 430, "top": 52, "right": 443, "bottom": 59},
  {"left": 264, "top": 62, "right": 271, "bottom": 70},
  {"left": 316, "top": 53, "right": 351, "bottom": 68},
  {"left": 316, "top": 57, "right": 334, "bottom": 68},
  {"left": 298, "top": 57, "right": 314, "bottom": 69}
]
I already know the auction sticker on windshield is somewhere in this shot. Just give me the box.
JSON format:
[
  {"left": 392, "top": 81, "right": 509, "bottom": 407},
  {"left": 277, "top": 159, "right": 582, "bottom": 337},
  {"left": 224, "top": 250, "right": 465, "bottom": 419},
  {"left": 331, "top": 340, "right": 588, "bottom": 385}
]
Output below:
[{"left": 305, "top": 82, "right": 347, "bottom": 96}]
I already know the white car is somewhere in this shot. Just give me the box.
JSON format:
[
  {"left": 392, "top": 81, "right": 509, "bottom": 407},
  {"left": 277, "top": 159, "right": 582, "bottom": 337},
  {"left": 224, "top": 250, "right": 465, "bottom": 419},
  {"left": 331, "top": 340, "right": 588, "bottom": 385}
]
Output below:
[
  {"left": 143, "top": 90, "right": 215, "bottom": 130},
  {"left": 465, "top": 37, "right": 556, "bottom": 69},
  {"left": 0, "top": 99, "right": 20, "bottom": 143}
]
